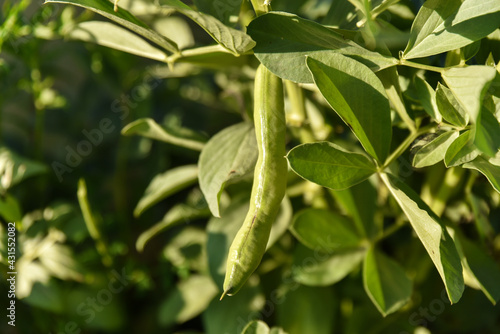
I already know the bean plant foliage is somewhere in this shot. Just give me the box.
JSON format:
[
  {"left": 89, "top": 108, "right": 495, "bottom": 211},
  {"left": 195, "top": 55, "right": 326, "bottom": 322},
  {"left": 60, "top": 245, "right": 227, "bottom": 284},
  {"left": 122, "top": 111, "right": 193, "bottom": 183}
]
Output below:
[{"left": 1, "top": 0, "right": 500, "bottom": 333}]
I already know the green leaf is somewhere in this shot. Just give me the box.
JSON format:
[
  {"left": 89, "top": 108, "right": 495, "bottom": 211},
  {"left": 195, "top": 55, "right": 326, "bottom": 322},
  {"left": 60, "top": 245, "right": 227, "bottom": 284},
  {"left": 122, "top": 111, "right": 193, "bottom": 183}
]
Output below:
[
  {"left": 363, "top": 247, "right": 412, "bottom": 316},
  {"left": 134, "top": 165, "right": 199, "bottom": 217},
  {"left": 121, "top": 118, "right": 205, "bottom": 151},
  {"left": 290, "top": 209, "right": 362, "bottom": 252},
  {"left": 414, "top": 75, "right": 442, "bottom": 122},
  {"left": 411, "top": 131, "right": 459, "bottom": 168},
  {"left": 158, "top": 0, "right": 255, "bottom": 55},
  {"left": 0, "top": 147, "right": 48, "bottom": 191},
  {"left": 306, "top": 56, "right": 392, "bottom": 162},
  {"left": 44, "top": 0, "right": 178, "bottom": 53},
  {"left": 203, "top": 280, "right": 264, "bottom": 334},
  {"left": 0, "top": 193, "right": 22, "bottom": 222},
  {"left": 247, "top": 12, "right": 397, "bottom": 83},
  {"left": 158, "top": 275, "right": 218, "bottom": 327},
  {"left": 67, "top": 21, "right": 167, "bottom": 61},
  {"left": 292, "top": 243, "right": 365, "bottom": 286},
  {"left": 380, "top": 173, "right": 464, "bottom": 303},
  {"left": 136, "top": 198, "right": 211, "bottom": 252},
  {"left": 163, "top": 226, "right": 207, "bottom": 272},
  {"left": 287, "top": 142, "right": 377, "bottom": 190},
  {"left": 276, "top": 285, "right": 335, "bottom": 334},
  {"left": 193, "top": 0, "right": 242, "bottom": 26},
  {"left": 444, "top": 130, "right": 480, "bottom": 167},
  {"left": 330, "top": 179, "right": 378, "bottom": 238},
  {"left": 442, "top": 66, "right": 497, "bottom": 121},
  {"left": 403, "top": 0, "right": 500, "bottom": 59},
  {"left": 463, "top": 156, "right": 500, "bottom": 194},
  {"left": 436, "top": 83, "right": 468, "bottom": 128},
  {"left": 474, "top": 106, "right": 500, "bottom": 157},
  {"left": 241, "top": 320, "right": 270, "bottom": 334},
  {"left": 198, "top": 123, "right": 258, "bottom": 217}
]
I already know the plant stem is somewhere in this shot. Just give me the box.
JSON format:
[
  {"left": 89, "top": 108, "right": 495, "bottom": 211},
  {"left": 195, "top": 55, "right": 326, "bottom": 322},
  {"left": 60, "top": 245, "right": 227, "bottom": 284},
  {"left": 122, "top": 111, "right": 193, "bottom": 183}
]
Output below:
[
  {"left": 398, "top": 58, "right": 445, "bottom": 73},
  {"left": 250, "top": 0, "right": 271, "bottom": 16}
]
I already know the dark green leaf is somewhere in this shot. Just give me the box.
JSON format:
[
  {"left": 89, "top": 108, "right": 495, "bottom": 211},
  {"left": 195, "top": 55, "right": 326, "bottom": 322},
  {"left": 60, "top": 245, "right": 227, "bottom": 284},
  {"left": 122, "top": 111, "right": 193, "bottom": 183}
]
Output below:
[
  {"left": 247, "top": 12, "right": 397, "bottom": 83},
  {"left": 290, "top": 209, "right": 362, "bottom": 252},
  {"left": 463, "top": 156, "right": 500, "bottom": 193},
  {"left": 193, "top": 0, "right": 242, "bottom": 26},
  {"left": 436, "top": 83, "right": 468, "bottom": 128},
  {"left": 414, "top": 75, "right": 442, "bottom": 122},
  {"left": 474, "top": 106, "right": 500, "bottom": 157},
  {"left": 198, "top": 123, "right": 258, "bottom": 217},
  {"left": 363, "top": 248, "right": 412, "bottom": 316},
  {"left": 45, "top": 0, "right": 178, "bottom": 53},
  {"left": 380, "top": 173, "right": 464, "bottom": 303},
  {"left": 287, "top": 142, "right": 377, "bottom": 190},
  {"left": 0, "top": 147, "right": 48, "bottom": 191},
  {"left": 306, "top": 56, "right": 392, "bottom": 162}
]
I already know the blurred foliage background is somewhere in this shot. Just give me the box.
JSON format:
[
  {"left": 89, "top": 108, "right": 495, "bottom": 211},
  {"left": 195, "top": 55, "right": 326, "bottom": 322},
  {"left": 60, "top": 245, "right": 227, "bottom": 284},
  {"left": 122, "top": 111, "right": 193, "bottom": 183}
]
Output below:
[{"left": 1, "top": 0, "right": 500, "bottom": 333}]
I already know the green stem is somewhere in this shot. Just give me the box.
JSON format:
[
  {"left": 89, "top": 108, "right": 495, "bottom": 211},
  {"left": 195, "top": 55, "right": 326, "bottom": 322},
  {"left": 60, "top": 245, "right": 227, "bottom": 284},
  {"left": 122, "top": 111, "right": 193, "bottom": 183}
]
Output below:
[
  {"left": 250, "top": 0, "right": 270, "bottom": 16},
  {"left": 398, "top": 58, "right": 445, "bottom": 73}
]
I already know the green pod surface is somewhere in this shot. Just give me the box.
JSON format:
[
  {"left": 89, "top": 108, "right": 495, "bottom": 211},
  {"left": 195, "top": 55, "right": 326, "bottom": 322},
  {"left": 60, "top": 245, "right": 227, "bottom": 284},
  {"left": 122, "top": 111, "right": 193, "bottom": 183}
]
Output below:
[{"left": 221, "top": 65, "right": 287, "bottom": 298}]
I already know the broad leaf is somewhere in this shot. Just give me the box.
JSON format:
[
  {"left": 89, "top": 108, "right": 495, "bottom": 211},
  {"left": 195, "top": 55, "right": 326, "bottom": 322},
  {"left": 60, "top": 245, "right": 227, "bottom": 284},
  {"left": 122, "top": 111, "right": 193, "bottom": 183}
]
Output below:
[
  {"left": 134, "top": 165, "right": 199, "bottom": 217},
  {"left": 158, "top": 0, "right": 255, "bottom": 55},
  {"left": 414, "top": 75, "right": 442, "bottom": 122},
  {"left": 363, "top": 248, "right": 412, "bottom": 316},
  {"left": 411, "top": 131, "right": 459, "bottom": 168},
  {"left": 193, "top": 0, "right": 242, "bottom": 26},
  {"left": 247, "top": 12, "right": 397, "bottom": 83},
  {"left": 463, "top": 156, "right": 500, "bottom": 194},
  {"left": 45, "top": 0, "right": 178, "bottom": 53},
  {"left": 68, "top": 21, "right": 168, "bottom": 62},
  {"left": 198, "top": 122, "right": 258, "bottom": 217},
  {"left": 474, "top": 107, "right": 500, "bottom": 157},
  {"left": 444, "top": 130, "right": 480, "bottom": 167},
  {"left": 0, "top": 193, "right": 22, "bottom": 222},
  {"left": 277, "top": 285, "right": 335, "bottom": 334},
  {"left": 442, "top": 66, "right": 497, "bottom": 121},
  {"left": 121, "top": 118, "right": 206, "bottom": 151},
  {"left": 307, "top": 56, "right": 392, "bottom": 162},
  {"left": 380, "top": 173, "right": 464, "bottom": 303},
  {"left": 0, "top": 147, "right": 48, "bottom": 191},
  {"left": 292, "top": 243, "right": 365, "bottom": 286},
  {"left": 290, "top": 209, "right": 362, "bottom": 252},
  {"left": 403, "top": 0, "right": 500, "bottom": 59},
  {"left": 436, "top": 83, "right": 468, "bottom": 128},
  {"left": 287, "top": 142, "right": 377, "bottom": 190},
  {"left": 158, "top": 275, "right": 218, "bottom": 327}
]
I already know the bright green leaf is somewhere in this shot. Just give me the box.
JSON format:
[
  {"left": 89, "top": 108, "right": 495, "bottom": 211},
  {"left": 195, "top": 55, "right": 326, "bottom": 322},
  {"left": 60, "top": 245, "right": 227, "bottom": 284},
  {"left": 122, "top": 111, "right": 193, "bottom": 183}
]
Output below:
[
  {"left": 44, "top": 0, "right": 178, "bottom": 53},
  {"left": 411, "top": 131, "right": 459, "bottom": 168},
  {"left": 444, "top": 130, "right": 480, "bottom": 167},
  {"left": 158, "top": 275, "right": 218, "bottom": 327},
  {"left": 414, "top": 75, "right": 442, "bottom": 122},
  {"left": 436, "top": 83, "right": 468, "bottom": 127},
  {"left": 198, "top": 122, "right": 258, "bottom": 217},
  {"left": 241, "top": 320, "right": 270, "bottom": 334},
  {"left": 380, "top": 173, "right": 464, "bottom": 303},
  {"left": 306, "top": 56, "right": 392, "bottom": 162},
  {"left": 287, "top": 142, "right": 377, "bottom": 190},
  {"left": 442, "top": 66, "right": 497, "bottom": 121},
  {"left": 290, "top": 209, "right": 362, "bottom": 252},
  {"left": 403, "top": 0, "right": 500, "bottom": 59},
  {"left": 363, "top": 247, "right": 412, "bottom": 316},
  {"left": 67, "top": 21, "right": 168, "bottom": 61},
  {"left": 247, "top": 12, "right": 397, "bottom": 83},
  {"left": 121, "top": 118, "right": 206, "bottom": 151},
  {"left": 158, "top": 0, "right": 255, "bottom": 55},
  {"left": 463, "top": 156, "right": 500, "bottom": 193},
  {"left": 134, "top": 165, "right": 199, "bottom": 217},
  {"left": 292, "top": 243, "right": 365, "bottom": 286}
]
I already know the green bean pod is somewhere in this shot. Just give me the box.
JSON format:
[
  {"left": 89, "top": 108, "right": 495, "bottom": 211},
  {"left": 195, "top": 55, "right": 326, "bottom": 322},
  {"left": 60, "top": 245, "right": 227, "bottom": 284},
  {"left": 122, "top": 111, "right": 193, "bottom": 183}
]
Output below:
[{"left": 221, "top": 65, "right": 287, "bottom": 298}]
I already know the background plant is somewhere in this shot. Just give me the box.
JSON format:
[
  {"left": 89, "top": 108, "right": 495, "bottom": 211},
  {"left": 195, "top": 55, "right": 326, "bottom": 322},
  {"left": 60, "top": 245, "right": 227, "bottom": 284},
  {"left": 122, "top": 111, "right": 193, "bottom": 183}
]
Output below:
[{"left": 1, "top": 0, "right": 500, "bottom": 333}]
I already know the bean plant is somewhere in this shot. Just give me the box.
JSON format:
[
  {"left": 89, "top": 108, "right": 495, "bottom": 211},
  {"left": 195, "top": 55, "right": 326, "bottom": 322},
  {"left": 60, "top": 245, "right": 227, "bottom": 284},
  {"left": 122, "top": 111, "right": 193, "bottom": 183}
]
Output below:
[{"left": 1, "top": 0, "right": 500, "bottom": 333}]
